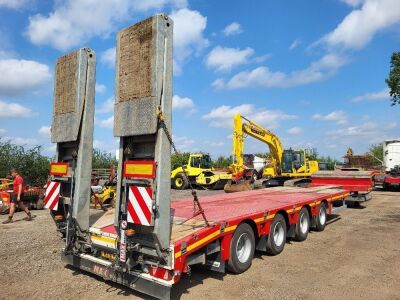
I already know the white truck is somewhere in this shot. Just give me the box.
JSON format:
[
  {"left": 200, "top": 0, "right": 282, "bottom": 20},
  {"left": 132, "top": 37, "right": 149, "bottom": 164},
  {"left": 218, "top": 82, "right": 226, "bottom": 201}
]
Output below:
[
  {"left": 383, "top": 140, "right": 400, "bottom": 172},
  {"left": 374, "top": 140, "right": 400, "bottom": 189}
]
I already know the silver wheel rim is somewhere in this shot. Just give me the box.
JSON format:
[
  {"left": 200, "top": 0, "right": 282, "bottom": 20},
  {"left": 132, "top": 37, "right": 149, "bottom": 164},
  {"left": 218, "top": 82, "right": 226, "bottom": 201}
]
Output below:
[
  {"left": 319, "top": 206, "right": 326, "bottom": 225},
  {"left": 236, "top": 233, "right": 252, "bottom": 263},
  {"left": 273, "top": 222, "right": 285, "bottom": 246},
  {"left": 300, "top": 213, "right": 309, "bottom": 234}
]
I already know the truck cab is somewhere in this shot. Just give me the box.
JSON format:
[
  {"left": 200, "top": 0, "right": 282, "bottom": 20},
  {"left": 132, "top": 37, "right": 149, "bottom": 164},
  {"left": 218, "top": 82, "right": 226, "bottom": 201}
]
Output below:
[{"left": 384, "top": 140, "right": 400, "bottom": 172}]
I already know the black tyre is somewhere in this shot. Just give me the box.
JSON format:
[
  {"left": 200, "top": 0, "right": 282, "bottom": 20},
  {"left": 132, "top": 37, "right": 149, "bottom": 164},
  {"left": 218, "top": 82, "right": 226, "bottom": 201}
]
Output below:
[
  {"left": 172, "top": 174, "right": 188, "bottom": 190},
  {"left": 315, "top": 202, "right": 327, "bottom": 232},
  {"left": 295, "top": 207, "right": 310, "bottom": 241},
  {"left": 266, "top": 214, "right": 287, "bottom": 255},
  {"left": 227, "top": 223, "right": 255, "bottom": 274}
]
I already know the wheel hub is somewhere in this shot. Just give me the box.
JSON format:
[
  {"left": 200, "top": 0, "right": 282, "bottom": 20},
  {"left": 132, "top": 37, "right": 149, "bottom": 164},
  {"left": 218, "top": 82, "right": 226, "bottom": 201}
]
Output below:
[
  {"left": 319, "top": 206, "right": 326, "bottom": 225},
  {"left": 273, "top": 222, "right": 285, "bottom": 246},
  {"left": 300, "top": 213, "right": 309, "bottom": 234},
  {"left": 236, "top": 233, "right": 251, "bottom": 263}
]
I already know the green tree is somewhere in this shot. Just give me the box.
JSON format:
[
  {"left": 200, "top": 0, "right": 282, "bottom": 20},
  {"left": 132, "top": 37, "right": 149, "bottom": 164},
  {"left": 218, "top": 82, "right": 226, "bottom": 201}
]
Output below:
[
  {"left": 171, "top": 152, "right": 191, "bottom": 170},
  {"left": 369, "top": 143, "right": 383, "bottom": 165},
  {"left": 213, "top": 155, "right": 232, "bottom": 168},
  {"left": 386, "top": 51, "right": 400, "bottom": 106},
  {"left": 0, "top": 139, "right": 51, "bottom": 186},
  {"left": 92, "top": 149, "right": 117, "bottom": 169}
]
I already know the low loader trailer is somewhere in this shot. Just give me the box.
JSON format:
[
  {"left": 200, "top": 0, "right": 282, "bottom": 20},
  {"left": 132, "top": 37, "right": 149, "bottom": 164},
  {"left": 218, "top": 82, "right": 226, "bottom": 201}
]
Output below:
[
  {"left": 45, "top": 14, "right": 365, "bottom": 300},
  {"left": 81, "top": 186, "right": 349, "bottom": 299}
]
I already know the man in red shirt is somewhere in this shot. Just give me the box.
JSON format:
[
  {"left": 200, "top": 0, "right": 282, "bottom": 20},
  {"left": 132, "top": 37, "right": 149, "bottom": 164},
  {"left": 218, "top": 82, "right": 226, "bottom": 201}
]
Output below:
[{"left": 2, "top": 168, "right": 32, "bottom": 224}]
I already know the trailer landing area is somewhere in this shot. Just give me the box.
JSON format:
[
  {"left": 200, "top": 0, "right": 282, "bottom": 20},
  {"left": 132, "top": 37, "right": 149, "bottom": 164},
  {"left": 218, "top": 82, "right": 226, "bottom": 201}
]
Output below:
[{"left": 90, "top": 186, "right": 349, "bottom": 251}]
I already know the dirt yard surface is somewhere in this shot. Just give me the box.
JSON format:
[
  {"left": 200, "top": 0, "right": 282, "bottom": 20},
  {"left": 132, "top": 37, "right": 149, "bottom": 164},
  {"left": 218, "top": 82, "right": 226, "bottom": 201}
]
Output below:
[{"left": 1, "top": 190, "right": 399, "bottom": 300}]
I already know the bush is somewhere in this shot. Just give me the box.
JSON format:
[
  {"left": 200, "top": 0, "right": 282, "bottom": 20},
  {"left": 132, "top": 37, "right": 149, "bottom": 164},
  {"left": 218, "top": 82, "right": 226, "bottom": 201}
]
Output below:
[
  {"left": 171, "top": 152, "right": 190, "bottom": 170},
  {"left": 92, "top": 149, "right": 117, "bottom": 169},
  {"left": 213, "top": 155, "right": 232, "bottom": 168},
  {"left": 0, "top": 139, "right": 50, "bottom": 186}
]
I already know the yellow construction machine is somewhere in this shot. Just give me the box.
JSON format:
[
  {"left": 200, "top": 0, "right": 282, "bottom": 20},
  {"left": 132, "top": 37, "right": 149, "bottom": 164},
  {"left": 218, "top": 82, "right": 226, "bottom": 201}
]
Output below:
[
  {"left": 171, "top": 153, "right": 232, "bottom": 190},
  {"left": 224, "top": 114, "right": 319, "bottom": 192}
]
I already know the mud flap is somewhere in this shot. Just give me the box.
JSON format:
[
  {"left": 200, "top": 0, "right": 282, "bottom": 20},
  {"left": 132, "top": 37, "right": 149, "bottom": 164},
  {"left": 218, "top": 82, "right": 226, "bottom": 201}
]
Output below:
[
  {"left": 287, "top": 224, "right": 296, "bottom": 238},
  {"left": 205, "top": 252, "right": 226, "bottom": 273}
]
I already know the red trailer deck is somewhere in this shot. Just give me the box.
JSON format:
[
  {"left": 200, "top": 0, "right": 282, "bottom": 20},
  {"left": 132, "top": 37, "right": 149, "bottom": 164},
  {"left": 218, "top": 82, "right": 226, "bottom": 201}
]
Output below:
[{"left": 83, "top": 186, "right": 349, "bottom": 298}]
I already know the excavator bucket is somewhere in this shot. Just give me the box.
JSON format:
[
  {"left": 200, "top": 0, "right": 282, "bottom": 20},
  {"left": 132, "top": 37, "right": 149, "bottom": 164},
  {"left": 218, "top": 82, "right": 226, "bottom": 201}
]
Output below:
[{"left": 224, "top": 180, "right": 253, "bottom": 193}]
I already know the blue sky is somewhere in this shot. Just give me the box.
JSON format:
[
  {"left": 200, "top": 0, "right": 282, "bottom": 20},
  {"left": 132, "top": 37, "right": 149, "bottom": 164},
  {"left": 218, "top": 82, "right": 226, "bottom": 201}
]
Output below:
[{"left": 0, "top": 0, "right": 399, "bottom": 160}]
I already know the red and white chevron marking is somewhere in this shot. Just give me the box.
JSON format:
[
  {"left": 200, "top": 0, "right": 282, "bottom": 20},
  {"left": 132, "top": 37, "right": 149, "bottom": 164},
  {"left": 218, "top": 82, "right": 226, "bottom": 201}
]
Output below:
[
  {"left": 44, "top": 181, "right": 60, "bottom": 210},
  {"left": 127, "top": 186, "right": 153, "bottom": 226}
]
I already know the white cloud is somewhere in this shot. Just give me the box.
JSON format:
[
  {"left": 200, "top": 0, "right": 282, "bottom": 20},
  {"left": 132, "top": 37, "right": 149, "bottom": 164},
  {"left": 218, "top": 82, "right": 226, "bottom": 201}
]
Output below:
[
  {"left": 287, "top": 127, "right": 303, "bottom": 135},
  {"left": 341, "top": 0, "right": 366, "bottom": 7},
  {"left": 99, "top": 115, "right": 114, "bottom": 128},
  {"left": 95, "top": 83, "right": 106, "bottom": 94},
  {"left": 4, "top": 136, "right": 38, "bottom": 146},
  {"left": 0, "top": 0, "right": 28, "bottom": 9},
  {"left": 93, "top": 138, "right": 119, "bottom": 154},
  {"left": 45, "top": 144, "right": 57, "bottom": 154},
  {"left": 211, "top": 78, "right": 225, "bottom": 89},
  {"left": 0, "top": 101, "right": 33, "bottom": 118},
  {"left": 289, "top": 38, "right": 301, "bottom": 50},
  {"left": 0, "top": 59, "right": 51, "bottom": 96},
  {"left": 26, "top": 0, "right": 187, "bottom": 51},
  {"left": 206, "top": 46, "right": 254, "bottom": 72},
  {"left": 328, "top": 121, "right": 397, "bottom": 140},
  {"left": 204, "top": 141, "right": 224, "bottom": 147},
  {"left": 0, "top": 128, "right": 6, "bottom": 136},
  {"left": 223, "top": 22, "right": 242, "bottom": 36},
  {"left": 172, "top": 135, "right": 196, "bottom": 151},
  {"left": 172, "top": 95, "right": 196, "bottom": 114},
  {"left": 170, "top": 8, "right": 209, "bottom": 74},
  {"left": 323, "top": 0, "right": 400, "bottom": 50},
  {"left": 215, "top": 53, "right": 348, "bottom": 89},
  {"left": 38, "top": 125, "right": 51, "bottom": 137},
  {"left": 100, "top": 47, "right": 116, "bottom": 68},
  {"left": 351, "top": 88, "right": 389, "bottom": 102},
  {"left": 312, "top": 110, "right": 348, "bottom": 125},
  {"left": 203, "top": 104, "right": 297, "bottom": 129},
  {"left": 97, "top": 97, "right": 114, "bottom": 114}
]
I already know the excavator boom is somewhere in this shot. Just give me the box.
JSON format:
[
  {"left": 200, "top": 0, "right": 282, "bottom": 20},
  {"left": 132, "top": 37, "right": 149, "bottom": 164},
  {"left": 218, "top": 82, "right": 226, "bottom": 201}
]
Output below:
[{"left": 225, "top": 113, "right": 319, "bottom": 192}]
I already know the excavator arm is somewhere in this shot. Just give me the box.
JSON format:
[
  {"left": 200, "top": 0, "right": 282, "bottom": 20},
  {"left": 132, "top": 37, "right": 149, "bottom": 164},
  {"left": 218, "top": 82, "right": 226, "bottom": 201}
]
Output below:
[{"left": 230, "top": 114, "right": 284, "bottom": 181}]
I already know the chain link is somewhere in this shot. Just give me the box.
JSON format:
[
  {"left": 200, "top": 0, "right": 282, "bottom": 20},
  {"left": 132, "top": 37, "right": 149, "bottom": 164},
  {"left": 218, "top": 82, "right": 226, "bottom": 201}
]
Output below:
[{"left": 158, "top": 113, "right": 209, "bottom": 226}]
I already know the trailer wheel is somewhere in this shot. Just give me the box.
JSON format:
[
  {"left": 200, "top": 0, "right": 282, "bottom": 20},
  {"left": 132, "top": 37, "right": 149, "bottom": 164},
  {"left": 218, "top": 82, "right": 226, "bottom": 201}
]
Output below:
[
  {"left": 227, "top": 223, "right": 255, "bottom": 274},
  {"left": 315, "top": 203, "right": 327, "bottom": 232},
  {"left": 173, "top": 174, "right": 188, "bottom": 190},
  {"left": 266, "top": 214, "right": 286, "bottom": 255},
  {"left": 295, "top": 207, "right": 309, "bottom": 241}
]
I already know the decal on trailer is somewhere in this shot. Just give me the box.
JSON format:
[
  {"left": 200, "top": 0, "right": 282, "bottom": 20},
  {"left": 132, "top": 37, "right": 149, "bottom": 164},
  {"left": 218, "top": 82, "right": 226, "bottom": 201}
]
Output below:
[
  {"left": 44, "top": 181, "right": 60, "bottom": 210},
  {"left": 127, "top": 186, "right": 153, "bottom": 226},
  {"left": 119, "top": 229, "right": 127, "bottom": 263},
  {"left": 124, "top": 160, "right": 156, "bottom": 179},
  {"left": 49, "top": 162, "right": 69, "bottom": 176}
]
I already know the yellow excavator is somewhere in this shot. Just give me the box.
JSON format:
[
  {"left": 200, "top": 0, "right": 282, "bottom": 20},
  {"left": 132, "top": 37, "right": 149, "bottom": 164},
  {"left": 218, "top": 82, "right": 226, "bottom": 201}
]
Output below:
[{"left": 224, "top": 114, "right": 319, "bottom": 192}]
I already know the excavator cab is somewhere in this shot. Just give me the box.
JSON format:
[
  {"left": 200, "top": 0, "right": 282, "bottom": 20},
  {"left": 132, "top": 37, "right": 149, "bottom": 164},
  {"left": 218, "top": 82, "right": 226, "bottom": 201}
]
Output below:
[{"left": 282, "top": 149, "right": 305, "bottom": 173}]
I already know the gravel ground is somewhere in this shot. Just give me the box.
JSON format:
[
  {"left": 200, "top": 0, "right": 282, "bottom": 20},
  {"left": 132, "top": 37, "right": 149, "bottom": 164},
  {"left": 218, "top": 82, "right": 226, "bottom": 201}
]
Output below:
[{"left": 1, "top": 190, "right": 399, "bottom": 300}]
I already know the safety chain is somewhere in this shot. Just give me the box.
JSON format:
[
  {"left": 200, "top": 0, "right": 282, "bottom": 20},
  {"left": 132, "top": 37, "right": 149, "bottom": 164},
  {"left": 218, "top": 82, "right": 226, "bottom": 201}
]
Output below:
[{"left": 157, "top": 110, "right": 209, "bottom": 227}]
